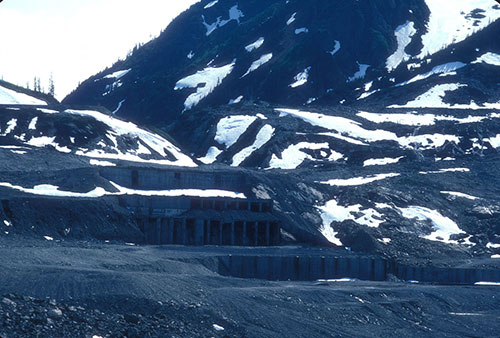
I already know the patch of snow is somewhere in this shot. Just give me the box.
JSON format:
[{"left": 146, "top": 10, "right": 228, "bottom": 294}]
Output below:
[
  {"left": 486, "top": 242, "right": 500, "bottom": 249},
  {"left": 295, "top": 27, "right": 309, "bottom": 34},
  {"left": 475, "top": 281, "right": 500, "bottom": 286},
  {"left": 269, "top": 142, "right": 342, "bottom": 170},
  {"left": 231, "top": 125, "right": 275, "bottom": 166},
  {"left": 111, "top": 99, "right": 125, "bottom": 115},
  {"left": 204, "top": 0, "right": 218, "bottom": 9},
  {"left": 398, "top": 206, "right": 465, "bottom": 244},
  {"left": 306, "top": 97, "right": 317, "bottom": 105},
  {"left": 286, "top": 12, "right": 296, "bottom": 25},
  {"left": 388, "top": 83, "right": 466, "bottom": 108},
  {"left": 418, "top": 0, "right": 500, "bottom": 58},
  {"left": 245, "top": 37, "right": 264, "bottom": 52},
  {"left": 28, "top": 117, "right": 38, "bottom": 130},
  {"left": 419, "top": 168, "right": 470, "bottom": 175},
  {"left": 320, "top": 173, "right": 399, "bottom": 187},
  {"left": 357, "top": 110, "right": 489, "bottom": 126},
  {"left": 174, "top": 60, "right": 235, "bottom": 111},
  {"left": 213, "top": 324, "right": 225, "bottom": 332},
  {"left": 187, "top": 51, "right": 195, "bottom": 59},
  {"left": 44, "top": 236, "right": 54, "bottom": 241},
  {"left": 202, "top": 5, "right": 244, "bottom": 36},
  {"left": 347, "top": 62, "right": 370, "bottom": 82},
  {"left": 11, "top": 150, "right": 27, "bottom": 155},
  {"left": 2, "top": 119, "right": 17, "bottom": 136},
  {"left": 228, "top": 95, "right": 243, "bottom": 104},
  {"left": 440, "top": 191, "right": 478, "bottom": 200},
  {"left": 38, "top": 108, "right": 59, "bottom": 114},
  {"left": 0, "top": 182, "right": 109, "bottom": 198},
  {"left": 104, "top": 69, "right": 130, "bottom": 80},
  {"left": 215, "top": 115, "right": 257, "bottom": 148},
  {"left": 256, "top": 113, "right": 267, "bottom": 120},
  {"left": 198, "top": 146, "right": 223, "bottom": 165},
  {"left": 396, "top": 62, "right": 466, "bottom": 87},
  {"left": 0, "top": 85, "right": 47, "bottom": 105},
  {"left": 241, "top": 53, "right": 273, "bottom": 77},
  {"left": 378, "top": 238, "right": 392, "bottom": 244},
  {"left": 26, "top": 136, "right": 56, "bottom": 148},
  {"left": 65, "top": 110, "right": 196, "bottom": 167},
  {"left": 90, "top": 159, "right": 116, "bottom": 167},
  {"left": 328, "top": 40, "right": 341, "bottom": 56},
  {"left": 363, "top": 157, "right": 403, "bottom": 167},
  {"left": 473, "top": 52, "right": 500, "bottom": 66},
  {"left": 316, "top": 278, "right": 359, "bottom": 283},
  {"left": 491, "top": 254, "right": 500, "bottom": 259},
  {"left": 386, "top": 21, "right": 417, "bottom": 72},
  {"left": 289, "top": 67, "right": 311, "bottom": 88}
]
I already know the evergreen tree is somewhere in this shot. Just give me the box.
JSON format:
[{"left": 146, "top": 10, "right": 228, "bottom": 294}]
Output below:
[{"left": 48, "top": 73, "right": 55, "bottom": 97}]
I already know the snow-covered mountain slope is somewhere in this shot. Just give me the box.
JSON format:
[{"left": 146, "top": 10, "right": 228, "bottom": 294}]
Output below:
[
  {"left": 0, "top": 105, "right": 196, "bottom": 167},
  {"left": 64, "top": 0, "right": 500, "bottom": 123},
  {"left": 0, "top": 80, "right": 57, "bottom": 106}
]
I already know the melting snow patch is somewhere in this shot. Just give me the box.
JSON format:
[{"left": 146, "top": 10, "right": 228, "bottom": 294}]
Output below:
[
  {"left": 378, "top": 238, "right": 392, "bottom": 244},
  {"left": 202, "top": 5, "right": 243, "bottom": 36},
  {"left": 228, "top": 95, "right": 243, "bottom": 104},
  {"left": 317, "top": 199, "right": 386, "bottom": 243},
  {"left": 111, "top": 99, "right": 126, "bottom": 115},
  {"left": 269, "top": 142, "right": 342, "bottom": 169},
  {"left": 104, "top": 69, "right": 130, "bottom": 80},
  {"left": 320, "top": 173, "right": 399, "bottom": 187},
  {"left": 357, "top": 110, "right": 488, "bottom": 126},
  {"left": 286, "top": 12, "right": 297, "bottom": 25},
  {"left": 418, "top": 0, "right": 500, "bottom": 58},
  {"left": 289, "top": 67, "right": 311, "bottom": 88},
  {"left": 2, "top": 119, "right": 17, "bottom": 136},
  {"left": 388, "top": 83, "right": 466, "bottom": 108},
  {"left": 213, "top": 324, "right": 225, "bottom": 331},
  {"left": 295, "top": 27, "right": 309, "bottom": 34},
  {"left": 419, "top": 168, "right": 470, "bottom": 175},
  {"left": 204, "top": 0, "right": 218, "bottom": 9},
  {"left": 396, "top": 62, "right": 467, "bottom": 87},
  {"left": 245, "top": 37, "right": 264, "bottom": 52},
  {"left": 328, "top": 40, "right": 341, "bottom": 56},
  {"left": 347, "top": 62, "right": 370, "bottom": 82},
  {"left": 242, "top": 53, "right": 273, "bottom": 77},
  {"left": 215, "top": 115, "right": 257, "bottom": 148},
  {"left": 491, "top": 254, "right": 500, "bottom": 259},
  {"left": 386, "top": 21, "right": 417, "bottom": 72},
  {"left": 440, "top": 191, "right": 478, "bottom": 200},
  {"left": 231, "top": 125, "right": 275, "bottom": 166},
  {"left": 398, "top": 206, "right": 465, "bottom": 244},
  {"left": 363, "top": 157, "right": 403, "bottom": 166},
  {"left": 0, "top": 85, "right": 47, "bottom": 105},
  {"left": 187, "top": 51, "right": 195, "bottom": 59},
  {"left": 44, "top": 236, "right": 54, "bottom": 241},
  {"left": 198, "top": 146, "right": 223, "bottom": 164},
  {"left": 473, "top": 52, "right": 500, "bottom": 66},
  {"left": 28, "top": 117, "right": 38, "bottom": 130},
  {"left": 0, "top": 183, "right": 108, "bottom": 198},
  {"left": 487, "top": 242, "right": 500, "bottom": 249},
  {"left": 174, "top": 61, "right": 235, "bottom": 111}
]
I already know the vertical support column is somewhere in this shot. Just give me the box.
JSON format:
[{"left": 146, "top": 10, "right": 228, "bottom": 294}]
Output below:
[
  {"left": 243, "top": 222, "right": 247, "bottom": 246},
  {"left": 183, "top": 219, "right": 188, "bottom": 245},
  {"left": 206, "top": 220, "right": 211, "bottom": 245},
  {"left": 156, "top": 218, "right": 162, "bottom": 245},
  {"left": 254, "top": 223, "right": 258, "bottom": 246},
  {"left": 219, "top": 221, "right": 223, "bottom": 246},
  {"left": 231, "top": 222, "right": 235, "bottom": 246},
  {"left": 265, "top": 222, "right": 270, "bottom": 246},
  {"left": 195, "top": 219, "right": 204, "bottom": 246}
]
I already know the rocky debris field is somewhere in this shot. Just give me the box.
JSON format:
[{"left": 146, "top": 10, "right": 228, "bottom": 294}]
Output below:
[{"left": 0, "top": 293, "right": 243, "bottom": 338}]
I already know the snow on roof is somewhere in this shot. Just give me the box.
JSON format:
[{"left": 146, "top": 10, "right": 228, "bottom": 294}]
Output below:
[
  {"left": 215, "top": 115, "right": 257, "bottom": 148},
  {"left": 245, "top": 37, "right": 264, "bottom": 52},
  {"left": 386, "top": 21, "right": 417, "bottom": 72},
  {"left": 174, "top": 60, "right": 235, "bottom": 111},
  {"left": 418, "top": 0, "right": 500, "bottom": 58},
  {"left": 241, "top": 53, "right": 273, "bottom": 77},
  {"left": 0, "top": 85, "right": 48, "bottom": 105},
  {"left": 231, "top": 124, "right": 275, "bottom": 166}
]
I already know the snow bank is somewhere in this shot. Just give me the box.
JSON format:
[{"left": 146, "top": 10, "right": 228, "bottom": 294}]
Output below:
[
  {"left": 245, "top": 37, "right": 264, "bottom": 52},
  {"left": 269, "top": 142, "right": 342, "bottom": 169},
  {"left": 386, "top": 21, "right": 416, "bottom": 72},
  {"left": 473, "top": 52, "right": 500, "bottom": 66},
  {"left": 0, "top": 85, "right": 47, "bottom": 105},
  {"left": 242, "top": 53, "right": 273, "bottom": 77}
]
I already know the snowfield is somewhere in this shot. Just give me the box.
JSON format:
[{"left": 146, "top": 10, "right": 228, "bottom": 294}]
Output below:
[{"left": 0, "top": 85, "right": 48, "bottom": 105}]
